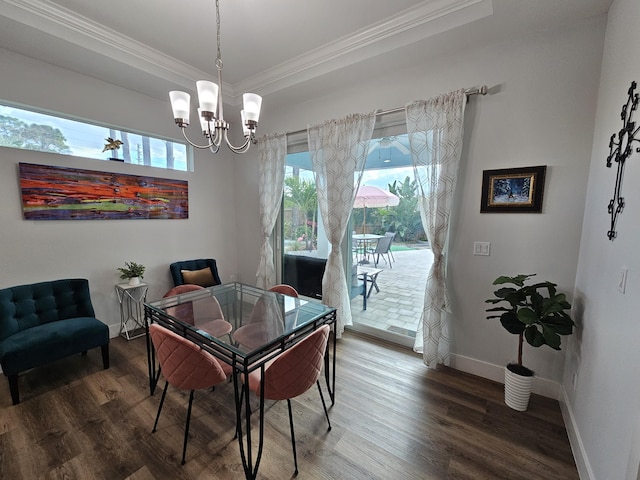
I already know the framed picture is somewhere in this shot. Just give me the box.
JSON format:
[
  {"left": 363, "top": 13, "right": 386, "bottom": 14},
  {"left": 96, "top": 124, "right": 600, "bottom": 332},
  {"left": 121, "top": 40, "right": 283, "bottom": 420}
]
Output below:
[{"left": 480, "top": 165, "right": 546, "bottom": 213}]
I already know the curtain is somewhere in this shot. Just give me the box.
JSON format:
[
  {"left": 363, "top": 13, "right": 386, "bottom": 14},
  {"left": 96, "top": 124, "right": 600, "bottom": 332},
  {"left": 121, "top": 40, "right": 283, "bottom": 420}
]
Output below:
[
  {"left": 308, "top": 112, "right": 376, "bottom": 337},
  {"left": 406, "top": 89, "right": 466, "bottom": 367},
  {"left": 255, "top": 133, "right": 287, "bottom": 289}
]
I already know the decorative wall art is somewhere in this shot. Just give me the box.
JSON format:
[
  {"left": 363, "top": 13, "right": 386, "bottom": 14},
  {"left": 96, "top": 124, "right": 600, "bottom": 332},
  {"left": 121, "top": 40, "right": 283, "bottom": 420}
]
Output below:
[
  {"left": 605, "top": 81, "right": 639, "bottom": 240},
  {"left": 480, "top": 165, "right": 546, "bottom": 213},
  {"left": 19, "top": 162, "right": 188, "bottom": 220}
]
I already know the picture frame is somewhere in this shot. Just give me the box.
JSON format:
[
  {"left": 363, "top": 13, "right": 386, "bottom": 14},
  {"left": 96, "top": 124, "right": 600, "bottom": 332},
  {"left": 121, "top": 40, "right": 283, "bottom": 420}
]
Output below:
[{"left": 480, "top": 165, "right": 546, "bottom": 213}]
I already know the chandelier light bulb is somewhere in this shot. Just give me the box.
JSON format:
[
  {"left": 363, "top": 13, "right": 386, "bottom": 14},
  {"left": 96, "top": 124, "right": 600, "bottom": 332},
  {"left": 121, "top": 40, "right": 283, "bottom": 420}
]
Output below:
[
  {"left": 242, "top": 93, "right": 262, "bottom": 123},
  {"left": 197, "top": 108, "right": 209, "bottom": 134},
  {"left": 169, "top": 91, "right": 191, "bottom": 126},
  {"left": 196, "top": 80, "right": 219, "bottom": 118},
  {"left": 241, "top": 110, "right": 251, "bottom": 137}
]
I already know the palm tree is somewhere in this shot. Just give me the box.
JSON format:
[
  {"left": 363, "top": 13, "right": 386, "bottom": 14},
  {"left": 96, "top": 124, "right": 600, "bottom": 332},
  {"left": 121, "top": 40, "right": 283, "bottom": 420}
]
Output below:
[{"left": 284, "top": 176, "right": 317, "bottom": 248}]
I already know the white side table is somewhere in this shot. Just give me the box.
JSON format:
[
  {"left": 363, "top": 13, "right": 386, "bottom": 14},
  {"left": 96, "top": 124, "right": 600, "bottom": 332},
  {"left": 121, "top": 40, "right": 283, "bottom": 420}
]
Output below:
[{"left": 115, "top": 282, "right": 149, "bottom": 340}]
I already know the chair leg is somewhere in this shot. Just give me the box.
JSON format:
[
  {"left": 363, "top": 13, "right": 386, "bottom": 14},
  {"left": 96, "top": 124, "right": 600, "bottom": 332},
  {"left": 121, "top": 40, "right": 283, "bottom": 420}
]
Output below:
[
  {"left": 286, "top": 399, "right": 298, "bottom": 475},
  {"left": 316, "top": 381, "right": 332, "bottom": 431},
  {"left": 152, "top": 381, "right": 169, "bottom": 433},
  {"left": 101, "top": 344, "right": 110, "bottom": 369},
  {"left": 181, "top": 390, "right": 195, "bottom": 465},
  {"left": 8, "top": 374, "right": 19, "bottom": 405}
]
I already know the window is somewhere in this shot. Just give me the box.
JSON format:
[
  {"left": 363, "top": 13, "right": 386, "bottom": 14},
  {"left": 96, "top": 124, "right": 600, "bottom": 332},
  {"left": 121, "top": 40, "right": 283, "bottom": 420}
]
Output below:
[{"left": 0, "top": 102, "right": 189, "bottom": 171}]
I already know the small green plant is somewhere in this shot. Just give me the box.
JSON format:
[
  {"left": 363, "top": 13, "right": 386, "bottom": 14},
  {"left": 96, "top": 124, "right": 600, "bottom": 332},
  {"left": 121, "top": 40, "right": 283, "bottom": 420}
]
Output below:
[
  {"left": 486, "top": 274, "right": 575, "bottom": 375},
  {"left": 117, "top": 261, "right": 145, "bottom": 279}
]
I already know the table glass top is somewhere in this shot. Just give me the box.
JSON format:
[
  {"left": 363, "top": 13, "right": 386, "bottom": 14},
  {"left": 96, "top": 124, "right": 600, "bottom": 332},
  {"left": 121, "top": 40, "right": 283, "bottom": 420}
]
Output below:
[{"left": 145, "top": 282, "right": 335, "bottom": 356}]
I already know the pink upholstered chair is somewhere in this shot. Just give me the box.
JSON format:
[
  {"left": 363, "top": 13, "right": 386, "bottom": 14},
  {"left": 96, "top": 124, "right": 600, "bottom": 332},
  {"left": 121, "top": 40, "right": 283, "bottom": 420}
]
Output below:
[
  {"left": 149, "top": 323, "right": 233, "bottom": 465},
  {"left": 232, "top": 285, "right": 298, "bottom": 351},
  {"left": 243, "top": 324, "right": 331, "bottom": 475},
  {"left": 266, "top": 284, "right": 299, "bottom": 297},
  {"left": 163, "top": 285, "right": 232, "bottom": 339}
]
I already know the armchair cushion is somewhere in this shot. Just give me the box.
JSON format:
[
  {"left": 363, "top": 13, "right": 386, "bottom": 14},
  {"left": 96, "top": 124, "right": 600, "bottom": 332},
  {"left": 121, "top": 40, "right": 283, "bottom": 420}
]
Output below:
[{"left": 181, "top": 267, "right": 216, "bottom": 287}]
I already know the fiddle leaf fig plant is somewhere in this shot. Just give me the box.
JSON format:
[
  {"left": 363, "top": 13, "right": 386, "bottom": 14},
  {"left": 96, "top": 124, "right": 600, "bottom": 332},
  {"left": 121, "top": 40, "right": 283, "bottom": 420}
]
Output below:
[{"left": 486, "top": 274, "right": 575, "bottom": 374}]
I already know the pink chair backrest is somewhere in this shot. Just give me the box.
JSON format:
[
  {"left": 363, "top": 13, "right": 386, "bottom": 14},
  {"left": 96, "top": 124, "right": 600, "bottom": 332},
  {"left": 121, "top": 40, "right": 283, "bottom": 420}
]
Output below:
[
  {"left": 163, "top": 284, "right": 205, "bottom": 298},
  {"left": 259, "top": 325, "right": 330, "bottom": 401},
  {"left": 163, "top": 285, "right": 225, "bottom": 331},
  {"left": 149, "top": 324, "right": 230, "bottom": 390},
  {"left": 268, "top": 284, "right": 299, "bottom": 297}
]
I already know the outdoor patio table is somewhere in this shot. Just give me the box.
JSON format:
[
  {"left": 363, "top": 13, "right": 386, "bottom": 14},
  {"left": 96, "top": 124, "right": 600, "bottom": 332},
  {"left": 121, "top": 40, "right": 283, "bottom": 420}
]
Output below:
[
  {"left": 357, "top": 266, "right": 383, "bottom": 310},
  {"left": 144, "top": 282, "right": 337, "bottom": 480},
  {"left": 353, "top": 233, "right": 383, "bottom": 264}
]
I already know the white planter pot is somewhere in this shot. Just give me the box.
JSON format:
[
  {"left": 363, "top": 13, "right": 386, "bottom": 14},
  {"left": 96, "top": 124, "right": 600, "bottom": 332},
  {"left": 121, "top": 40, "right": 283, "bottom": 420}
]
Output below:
[
  {"left": 504, "top": 365, "right": 534, "bottom": 411},
  {"left": 128, "top": 277, "right": 141, "bottom": 286}
]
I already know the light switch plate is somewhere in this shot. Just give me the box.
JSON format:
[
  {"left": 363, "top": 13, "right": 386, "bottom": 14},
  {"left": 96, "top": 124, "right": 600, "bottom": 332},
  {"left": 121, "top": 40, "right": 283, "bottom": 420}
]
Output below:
[{"left": 473, "top": 242, "right": 491, "bottom": 256}]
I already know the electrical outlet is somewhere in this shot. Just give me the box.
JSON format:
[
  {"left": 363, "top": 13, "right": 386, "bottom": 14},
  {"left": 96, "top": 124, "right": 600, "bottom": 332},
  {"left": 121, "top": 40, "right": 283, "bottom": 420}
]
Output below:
[
  {"left": 230, "top": 274, "right": 236, "bottom": 282},
  {"left": 572, "top": 372, "right": 578, "bottom": 389}
]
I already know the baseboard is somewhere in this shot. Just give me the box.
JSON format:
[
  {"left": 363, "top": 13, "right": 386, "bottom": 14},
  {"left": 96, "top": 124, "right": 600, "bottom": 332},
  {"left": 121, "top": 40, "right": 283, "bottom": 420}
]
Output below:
[
  {"left": 109, "top": 324, "right": 121, "bottom": 338},
  {"left": 449, "top": 353, "right": 560, "bottom": 399},
  {"left": 560, "top": 386, "right": 595, "bottom": 480}
]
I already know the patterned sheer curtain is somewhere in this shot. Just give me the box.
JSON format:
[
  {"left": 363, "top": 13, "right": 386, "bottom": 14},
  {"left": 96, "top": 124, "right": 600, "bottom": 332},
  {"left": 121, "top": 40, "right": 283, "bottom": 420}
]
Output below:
[
  {"left": 406, "top": 89, "right": 466, "bottom": 367},
  {"left": 255, "top": 133, "right": 287, "bottom": 289},
  {"left": 308, "top": 112, "right": 376, "bottom": 337}
]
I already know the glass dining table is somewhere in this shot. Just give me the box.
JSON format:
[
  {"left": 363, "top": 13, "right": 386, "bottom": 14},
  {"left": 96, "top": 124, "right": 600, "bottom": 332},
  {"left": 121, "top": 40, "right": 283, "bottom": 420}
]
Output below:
[{"left": 144, "top": 282, "right": 337, "bottom": 480}]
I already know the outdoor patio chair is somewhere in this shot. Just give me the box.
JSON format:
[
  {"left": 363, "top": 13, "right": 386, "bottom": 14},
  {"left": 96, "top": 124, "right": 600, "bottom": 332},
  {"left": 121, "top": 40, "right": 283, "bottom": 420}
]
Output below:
[
  {"left": 368, "top": 235, "right": 394, "bottom": 268},
  {"left": 384, "top": 231, "right": 396, "bottom": 261}
]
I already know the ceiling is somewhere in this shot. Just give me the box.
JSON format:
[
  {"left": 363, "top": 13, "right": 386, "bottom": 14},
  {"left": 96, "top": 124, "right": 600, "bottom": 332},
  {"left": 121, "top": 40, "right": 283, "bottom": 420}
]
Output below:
[{"left": 0, "top": 0, "right": 613, "bottom": 106}]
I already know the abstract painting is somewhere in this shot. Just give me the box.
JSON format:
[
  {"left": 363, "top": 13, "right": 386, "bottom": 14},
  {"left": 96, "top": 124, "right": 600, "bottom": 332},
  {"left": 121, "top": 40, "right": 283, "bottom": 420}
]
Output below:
[{"left": 19, "top": 162, "right": 188, "bottom": 220}]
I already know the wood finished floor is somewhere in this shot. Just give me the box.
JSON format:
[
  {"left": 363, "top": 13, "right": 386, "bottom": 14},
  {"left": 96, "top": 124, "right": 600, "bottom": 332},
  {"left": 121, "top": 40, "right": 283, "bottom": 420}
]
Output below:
[{"left": 0, "top": 333, "right": 578, "bottom": 479}]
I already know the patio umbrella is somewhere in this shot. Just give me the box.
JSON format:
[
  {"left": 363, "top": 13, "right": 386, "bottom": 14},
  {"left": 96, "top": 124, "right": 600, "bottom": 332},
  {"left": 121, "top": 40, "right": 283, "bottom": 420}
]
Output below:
[{"left": 353, "top": 185, "right": 399, "bottom": 233}]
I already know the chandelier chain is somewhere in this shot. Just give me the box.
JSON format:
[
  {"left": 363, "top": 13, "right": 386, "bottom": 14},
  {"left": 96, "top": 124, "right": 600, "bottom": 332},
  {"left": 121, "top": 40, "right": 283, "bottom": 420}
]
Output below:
[{"left": 215, "top": 0, "right": 223, "bottom": 70}]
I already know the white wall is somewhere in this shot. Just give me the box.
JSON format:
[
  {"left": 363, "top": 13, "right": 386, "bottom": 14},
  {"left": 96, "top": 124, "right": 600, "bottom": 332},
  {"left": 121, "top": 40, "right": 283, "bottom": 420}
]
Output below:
[
  {"left": 565, "top": 0, "right": 640, "bottom": 478},
  {"left": 235, "top": 16, "right": 606, "bottom": 393},
  {"left": 0, "top": 48, "right": 239, "bottom": 336}
]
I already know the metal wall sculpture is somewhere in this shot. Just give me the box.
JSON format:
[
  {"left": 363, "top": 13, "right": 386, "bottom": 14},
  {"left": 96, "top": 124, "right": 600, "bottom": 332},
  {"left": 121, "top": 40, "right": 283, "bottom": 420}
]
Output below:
[
  {"left": 19, "top": 162, "right": 188, "bottom": 220},
  {"left": 606, "top": 81, "right": 639, "bottom": 240}
]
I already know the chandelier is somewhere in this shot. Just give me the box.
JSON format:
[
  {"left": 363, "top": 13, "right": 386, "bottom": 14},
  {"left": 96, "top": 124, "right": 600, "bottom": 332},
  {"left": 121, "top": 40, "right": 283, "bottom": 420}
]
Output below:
[{"left": 169, "top": 0, "right": 262, "bottom": 154}]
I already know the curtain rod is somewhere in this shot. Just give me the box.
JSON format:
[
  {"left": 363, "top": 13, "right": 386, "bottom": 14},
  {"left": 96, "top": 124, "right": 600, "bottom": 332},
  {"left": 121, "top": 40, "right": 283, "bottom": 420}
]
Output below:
[{"left": 285, "top": 85, "right": 488, "bottom": 139}]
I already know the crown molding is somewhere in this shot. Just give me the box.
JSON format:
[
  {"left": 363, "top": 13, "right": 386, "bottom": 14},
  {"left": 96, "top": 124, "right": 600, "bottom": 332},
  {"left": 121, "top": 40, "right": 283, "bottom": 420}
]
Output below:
[
  {"left": 0, "top": 0, "right": 492, "bottom": 104},
  {"left": 234, "top": 0, "right": 493, "bottom": 97},
  {"left": 0, "top": 0, "right": 229, "bottom": 96}
]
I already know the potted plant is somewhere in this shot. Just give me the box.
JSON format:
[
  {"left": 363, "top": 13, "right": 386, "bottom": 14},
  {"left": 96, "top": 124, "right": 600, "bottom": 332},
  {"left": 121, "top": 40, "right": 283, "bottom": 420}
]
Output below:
[
  {"left": 118, "top": 261, "right": 146, "bottom": 286},
  {"left": 485, "top": 274, "right": 575, "bottom": 411}
]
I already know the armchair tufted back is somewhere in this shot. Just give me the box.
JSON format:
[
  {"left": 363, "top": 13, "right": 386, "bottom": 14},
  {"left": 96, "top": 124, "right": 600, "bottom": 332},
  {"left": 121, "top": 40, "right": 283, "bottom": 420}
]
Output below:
[{"left": 0, "top": 279, "right": 95, "bottom": 341}]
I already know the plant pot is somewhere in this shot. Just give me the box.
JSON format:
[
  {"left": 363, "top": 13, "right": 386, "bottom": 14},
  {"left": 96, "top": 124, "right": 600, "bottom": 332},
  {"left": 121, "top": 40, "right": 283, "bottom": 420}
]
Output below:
[
  {"left": 504, "top": 364, "right": 534, "bottom": 411},
  {"left": 128, "top": 277, "right": 141, "bottom": 286}
]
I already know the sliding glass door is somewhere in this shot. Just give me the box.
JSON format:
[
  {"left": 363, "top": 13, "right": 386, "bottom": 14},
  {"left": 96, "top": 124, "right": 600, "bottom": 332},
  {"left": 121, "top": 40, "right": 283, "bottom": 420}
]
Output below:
[{"left": 279, "top": 134, "right": 431, "bottom": 346}]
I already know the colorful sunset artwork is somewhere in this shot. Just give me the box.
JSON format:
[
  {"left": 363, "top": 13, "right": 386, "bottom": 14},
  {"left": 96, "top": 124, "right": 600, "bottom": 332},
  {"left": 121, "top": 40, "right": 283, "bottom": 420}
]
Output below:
[{"left": 19, "top": 163, "right": 188, "bottom": 220}]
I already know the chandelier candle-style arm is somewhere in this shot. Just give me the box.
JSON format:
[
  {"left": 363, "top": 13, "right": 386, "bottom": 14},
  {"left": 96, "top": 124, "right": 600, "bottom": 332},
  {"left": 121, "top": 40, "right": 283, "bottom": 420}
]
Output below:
[{"left": 168, "top": 0, "right": 262, "bottom": 155}]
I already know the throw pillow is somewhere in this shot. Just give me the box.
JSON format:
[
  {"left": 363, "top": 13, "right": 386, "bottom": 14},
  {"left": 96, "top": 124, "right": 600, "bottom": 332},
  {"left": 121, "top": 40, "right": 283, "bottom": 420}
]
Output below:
[{"left": 181, "top": 267, "right": 216, "bottom": 287}]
